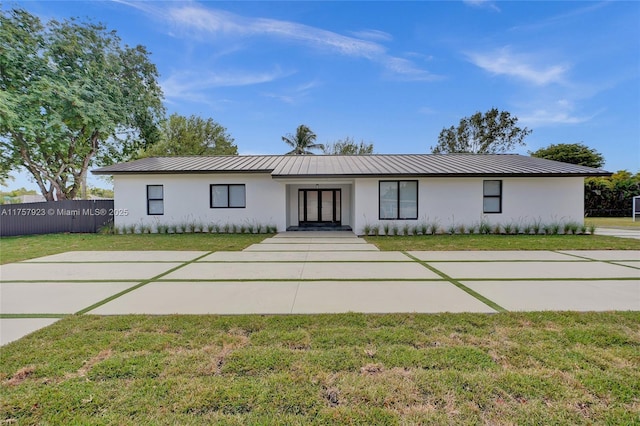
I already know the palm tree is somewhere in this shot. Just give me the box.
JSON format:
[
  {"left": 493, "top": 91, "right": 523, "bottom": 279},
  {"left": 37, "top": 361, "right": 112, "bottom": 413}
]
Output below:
[{"left": 282, "top": 125, "right": 324, "bottom": 155}]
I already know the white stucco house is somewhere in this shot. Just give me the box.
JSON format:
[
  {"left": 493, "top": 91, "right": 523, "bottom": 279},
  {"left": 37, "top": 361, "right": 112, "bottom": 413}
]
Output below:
[{"left": 92, "top": 154, "right": 610, "bottom": 234}]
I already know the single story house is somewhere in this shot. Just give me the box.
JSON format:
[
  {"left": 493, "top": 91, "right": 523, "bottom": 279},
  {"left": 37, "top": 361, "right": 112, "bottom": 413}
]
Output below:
[{"left": 92, "top": 154, "right": 610, "bottom": 234}]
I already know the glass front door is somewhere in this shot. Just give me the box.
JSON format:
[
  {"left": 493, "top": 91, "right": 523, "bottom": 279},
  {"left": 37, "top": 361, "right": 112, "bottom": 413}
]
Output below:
[{"left": 298, "top": 189, "right": 341, "bottom": 225}]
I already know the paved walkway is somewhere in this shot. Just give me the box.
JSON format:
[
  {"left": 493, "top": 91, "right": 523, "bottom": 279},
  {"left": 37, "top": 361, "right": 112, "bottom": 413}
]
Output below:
[
  {"left": 595, "top": 227, "right": 640, "bottom": 240},
  {"left": 1, "top": 232, "right": 638, "bottom": 345}
]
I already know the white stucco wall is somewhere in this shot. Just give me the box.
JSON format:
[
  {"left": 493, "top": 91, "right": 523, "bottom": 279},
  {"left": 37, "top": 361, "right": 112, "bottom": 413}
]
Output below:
[
  {"left": 353, "top": 177, "right": 585, "bottom": 234},
  {"left": 113, "top": 173, "right": 286, "bottom": 231},
  {"left": 113, "top": 173, "right": 585, "bottom": 234}
]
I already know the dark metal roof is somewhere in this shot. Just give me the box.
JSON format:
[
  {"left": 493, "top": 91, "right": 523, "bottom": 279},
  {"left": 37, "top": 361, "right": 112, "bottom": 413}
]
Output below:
[{"left": 92, "top": 154, "right": 611, "bottom": 177}]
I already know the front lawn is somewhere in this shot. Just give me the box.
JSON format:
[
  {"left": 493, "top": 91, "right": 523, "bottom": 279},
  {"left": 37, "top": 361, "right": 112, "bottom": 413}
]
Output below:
[
  {"left": 587, "top": 217, "right": 640, "bottom": 229},
  {"left": 1, "top": 312, "right": 638, "bottom": 424},
  {"left": 0, "top": 233, "right": 268, "bottom": 265},
  {"left": 2, "top": 232, "right": 639, "bottom": 265},
  {"left": 366, "top": 234, "right": 640, "bottom": 251}
]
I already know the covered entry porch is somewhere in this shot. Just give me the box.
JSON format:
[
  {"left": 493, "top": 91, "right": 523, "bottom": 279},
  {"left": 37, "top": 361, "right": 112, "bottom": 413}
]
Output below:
[{"left": 282, "top": 180, "right": 354, "bottom": 231}]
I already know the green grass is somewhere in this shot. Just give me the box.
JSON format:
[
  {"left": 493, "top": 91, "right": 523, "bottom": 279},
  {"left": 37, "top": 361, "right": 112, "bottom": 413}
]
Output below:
[
  {"left": 1, "top": 313, "right": 638, "bottom": 424},
  {"left": 587, "top": 217, "right": 640, "bottom": 229},
  {"left": 2, "top": 232, "right": 638, "bottom": 265},
  {"left": 0, "top": 233, "right": 267, "bottom": 264},
  {"left": 366, "top": 234, "right": 640, "bottom": 251}
]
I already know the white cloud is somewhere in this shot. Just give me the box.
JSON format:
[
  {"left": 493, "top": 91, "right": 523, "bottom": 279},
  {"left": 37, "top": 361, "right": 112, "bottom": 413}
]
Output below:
[
  {"left": 261, "top": 80, "right": 321, "bottom": 105},
  {"left": 519, "top": 109, "right": 595, "bottom": 126},
  {"left": 132, "top": 3, "right": 438, "bottom": 81},
  {"left": 382, "top": 57, "right": 441, "bottom": 81},
  {"left": 518, "top": 99, "right": 600, "bottom": 126},
  {"left": 167, "top": 6, "right": 386, "bottom": 58},
  {"left": 463, "top": 0, "right": 500, "bottom": 12},
  {"left": 509, "top": 2, "right": 608, "bottom": 32},
  {"left": 162, "top": 68, "right": 290, "bottom": 103},
  {"left": 349, "top": 29, "right": 393, "bottom": 42},
  {"left": 466, "top": 47, "right": 569, "bottom": 86},
  {"left": 405, "top": 52, "right": 434, "bottom": 61}
]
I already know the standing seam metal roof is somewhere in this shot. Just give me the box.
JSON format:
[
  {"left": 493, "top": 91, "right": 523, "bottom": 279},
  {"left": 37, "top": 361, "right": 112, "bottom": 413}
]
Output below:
[{"left": 92, "top": 154, "right": 611, "bottom": 177}]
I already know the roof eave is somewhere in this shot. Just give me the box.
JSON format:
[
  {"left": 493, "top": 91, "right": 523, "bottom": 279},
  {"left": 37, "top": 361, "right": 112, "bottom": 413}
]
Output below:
[
  {"left": 271, "top": 172, "right": 613, "bottom": 179},
  {"left": 91, "top": 169, "right": 275, "bottom": 176},
  {"left": 93, "top": 170, "right": 612, "bottom": 178}
]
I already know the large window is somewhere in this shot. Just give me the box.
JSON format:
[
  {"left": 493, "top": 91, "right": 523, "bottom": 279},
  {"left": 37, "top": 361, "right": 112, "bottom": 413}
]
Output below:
[
  {"left": 210, "top": 184, "right": 246, "bottom": 208},
  {"left": 379, "top": 180, "right": 418, "bottom": 220},
  {"left": 147, "top": 185, "right": 164, "bottom": 215},
  {"left": 483, "top": 180, "right": 502, "bottom": 213}
]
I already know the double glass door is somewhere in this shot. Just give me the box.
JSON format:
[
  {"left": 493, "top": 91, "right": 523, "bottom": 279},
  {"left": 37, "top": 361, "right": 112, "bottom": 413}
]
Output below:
[{"left": 298, "top": 189, "right": 341, "bottom": 225}]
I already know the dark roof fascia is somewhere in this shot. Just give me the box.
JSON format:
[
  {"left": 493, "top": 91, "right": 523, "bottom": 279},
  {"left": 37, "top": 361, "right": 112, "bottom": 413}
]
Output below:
[
  {"left": 271, "top": 172, "right": 613, "bottom": 179},
  {"left": 94, "top": 170, "right": 612, "bottom": 178},
  {"left": 91, "top": 169, "right": 274, "bottom": 176}
]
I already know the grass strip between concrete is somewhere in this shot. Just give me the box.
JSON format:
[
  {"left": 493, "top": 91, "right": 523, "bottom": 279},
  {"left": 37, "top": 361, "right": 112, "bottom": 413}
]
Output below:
[
  {"left": 392, "top": 259, "right": 591, "bottom": 263},
  {"left": 402, "top": 252, "right": 507, "bottom": 313},
  {"left": 22, "top": 261, "right": 185, "bottom": 264},
  {"left": 195, "top": 260, "right": 414, "bottom": 263},
  {"left": 0, "top": 313, "right": 67, "bottom": 319},
  {"left": 440, "top": 277, "right": 640, "bottom": 282},
  {"left": 553, "top": 251, "right": 605, "bottom": 261},
  {"left": 611, "top": 262, "right": 640, "bottom": 270},
  {"left": 552, "top": 250, "right": 640, "bottom": 271},
  {"left": 0, "top": 279, "right": 144, "bottom": 284},
  {"left": 153, "top": 278, "right": 445, "bottom": 282},
  {"left": 74, "top": 251, "right": 214, "bottom": 315}
]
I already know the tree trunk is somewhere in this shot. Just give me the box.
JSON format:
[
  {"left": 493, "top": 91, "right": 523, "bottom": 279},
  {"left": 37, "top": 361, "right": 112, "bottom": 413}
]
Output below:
[{"left": 81, "top": 173, "right": 87, "bottom": 199}]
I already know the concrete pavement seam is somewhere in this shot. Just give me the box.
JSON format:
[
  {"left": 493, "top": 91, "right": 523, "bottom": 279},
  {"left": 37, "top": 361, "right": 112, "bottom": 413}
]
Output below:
[
  {"left": 0, "top": 279, "right": 143, "bottom": 283},
  {"left": 74, "top": 251, "right": 215, "bottom": 315},
  {"left": 402, "top": 252, "right": 507, "bottom": 313},
  {"left": 290, "top": 282, "right": 302, "bottom": 314},
  {"left": 552, "top": 251, "right": 600, "bottom": 261},
  {"left": 552, "top": 250, "right": 640, "bottom": 271},
  {"left": 21, "top": 261, "right": 185, "bottom": 264},
  {"left": 0, "top": 313, "right": 67, "bottom": 319},
  {"left": 443, "top": 277, "right": 639, "bottom": 282},
  {"left": 195, "top": 260, "right": 414, "bottom": 263},
  {"left": 392, "top": 259, "right": 589, "bottom": 263},
  {"left": 609, "top": 262, "right": 640, "bottom": 270},
  {"left": 153, "top": 278, "right": 445, "bottom": 282}
]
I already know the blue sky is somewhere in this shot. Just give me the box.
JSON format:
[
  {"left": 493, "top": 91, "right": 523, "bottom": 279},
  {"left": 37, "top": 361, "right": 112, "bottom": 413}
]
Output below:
[{"left": 4, "top": 0, "right": 640, "bottom": 190}]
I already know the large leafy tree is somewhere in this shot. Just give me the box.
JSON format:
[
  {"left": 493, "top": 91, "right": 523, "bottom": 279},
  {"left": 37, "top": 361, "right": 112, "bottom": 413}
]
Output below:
[
  {"left": 0, "top": 9, "right": 164, "bottom": 200},
  {"left": 530, "top": 143, "right": 604, "bottom": 168},
  {"left": 323, "top": 137, "right": 374, "bottom": 155},
  {"left": 431, "top": 108, "right": 532, "bottom": 154},
  {"left": 585, "top": 170, "right": 640, "bottom": 216},
  {"left": 138, "top": 114, "right": 238, "bottom": 157},
  {"left": 282, "top": 125, "right": 324, "bottom": 155}
]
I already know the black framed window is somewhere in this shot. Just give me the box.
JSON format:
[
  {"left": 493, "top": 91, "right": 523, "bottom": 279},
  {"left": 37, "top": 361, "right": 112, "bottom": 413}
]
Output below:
[
  {"left": 483, "top": 180, "right": 502, "bottom": 213},
  {"left": 379, "top": 180, "right": 418, "bottom": 220},
  {"left": 210, "top": 184, "right": 246, "bottom": 208},
  {"left": 147, "top": 185, "right": 164, "bottom": 215}
]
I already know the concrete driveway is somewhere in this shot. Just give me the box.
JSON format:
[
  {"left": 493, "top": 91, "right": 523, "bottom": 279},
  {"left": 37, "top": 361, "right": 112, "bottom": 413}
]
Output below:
[
  {"left": 1, "top": 232, "right": 638, "bottom": 345},
  {"left": 595, "top": 227, "right": 640, "bottom": 240}
]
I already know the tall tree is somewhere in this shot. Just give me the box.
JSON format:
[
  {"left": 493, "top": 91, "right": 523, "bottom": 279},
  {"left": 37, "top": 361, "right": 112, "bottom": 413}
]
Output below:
[
  {"left": 431, "top": 108, "right": 531, "bottom": 154},
  {"left": 0, "top": 9, "right": 164, "bottom": 200},
  {"left": 585, "top": 171, "right": 640, "bottom": 216},
  {"left": 282, "top": 125, "right": 324, "bottom": 155},
  {"left": 530, "top": 143, "right": 604, "bottom": 168},
  {"left": 323, "top": 137, "right": 374, "bottom": 155},
  {"left": 137, "top": 114, "right": 237, "bottom": 157}
]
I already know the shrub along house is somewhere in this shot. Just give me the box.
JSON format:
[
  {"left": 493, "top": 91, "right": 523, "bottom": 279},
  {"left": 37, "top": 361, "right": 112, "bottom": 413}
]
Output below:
[{"left": 92, "top": 154, "right": 610, "bottom": 234}]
